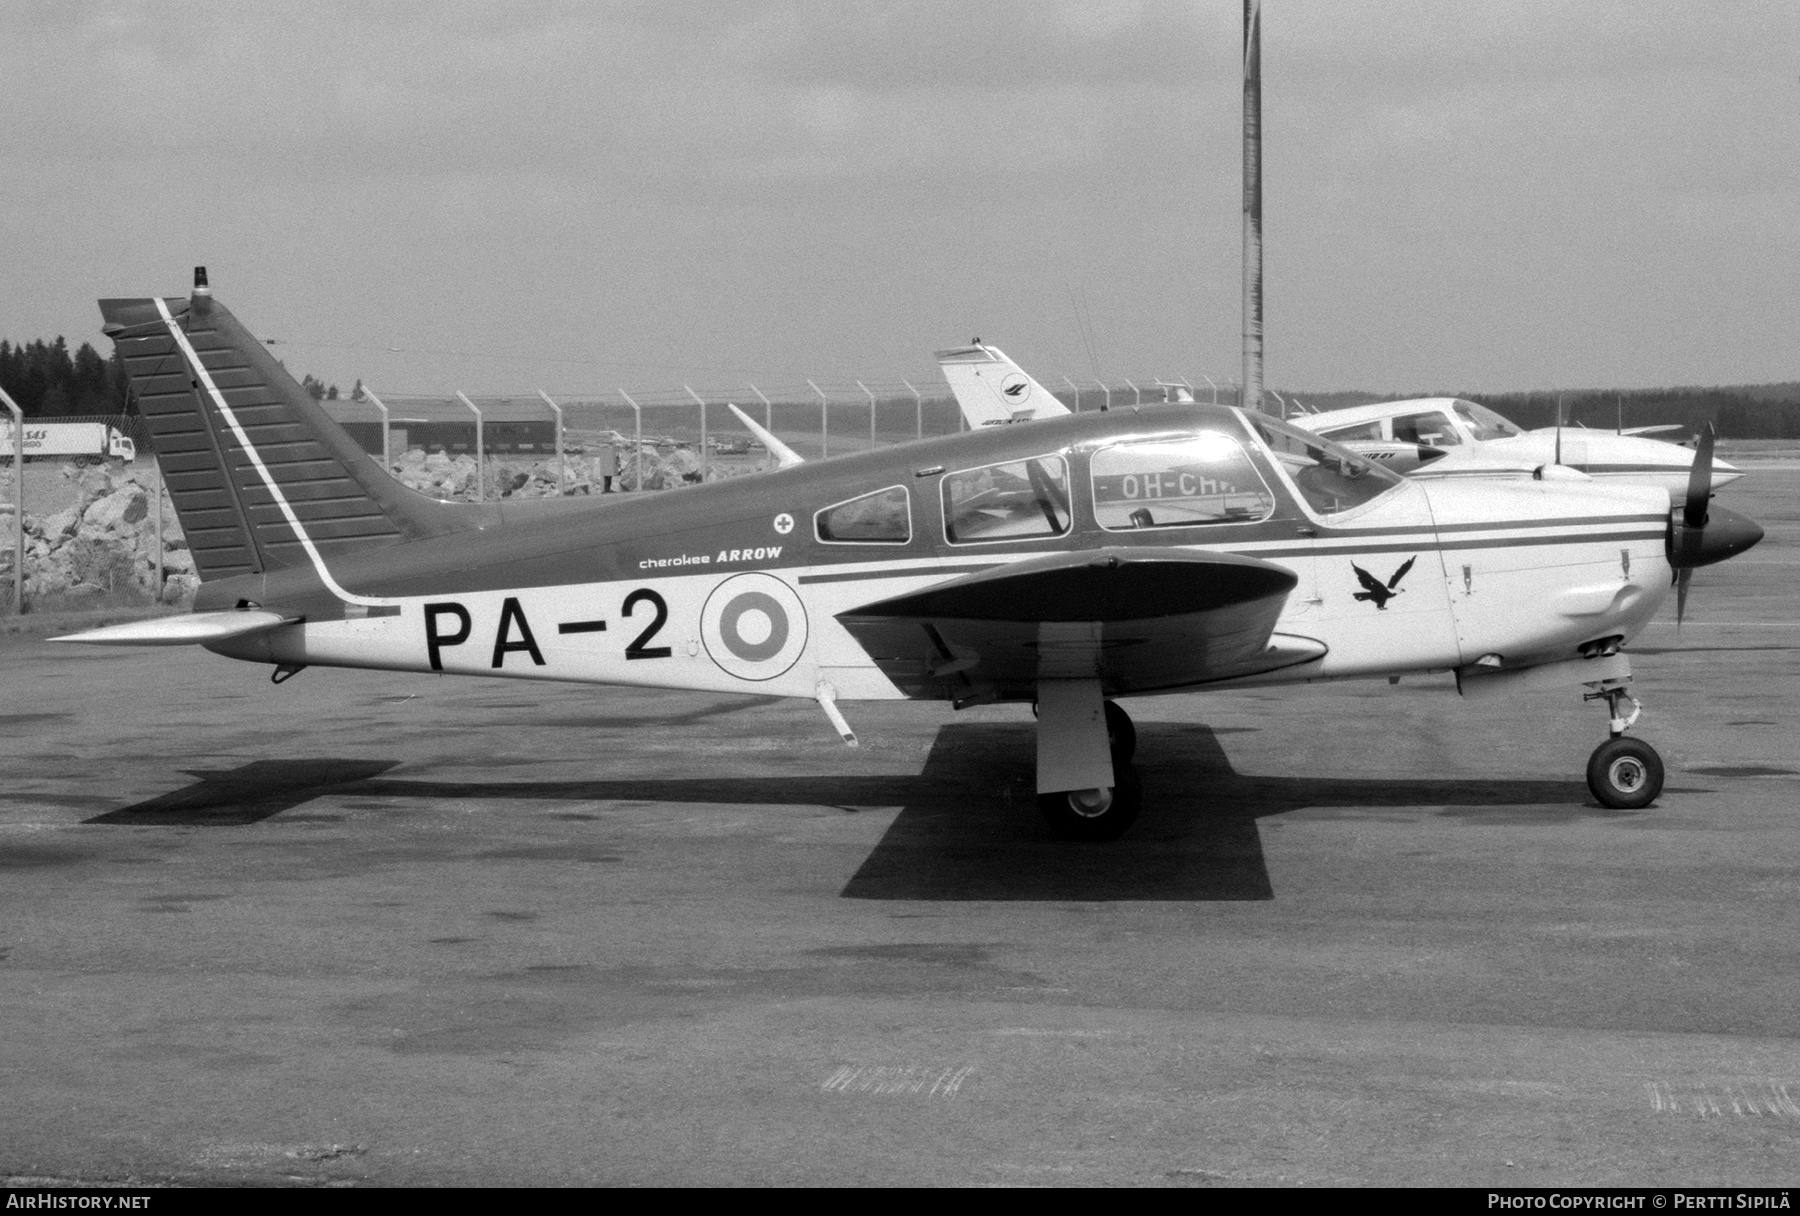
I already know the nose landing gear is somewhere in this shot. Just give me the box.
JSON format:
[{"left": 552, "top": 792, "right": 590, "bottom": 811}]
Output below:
[{"left": 1583, "top": 681, "right": 1663, "bottom": 809}]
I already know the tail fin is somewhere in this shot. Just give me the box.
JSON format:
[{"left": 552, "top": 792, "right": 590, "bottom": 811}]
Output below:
[
  {"left": 99, "top": 279, "right": 471, "bottom": 583},
  {"left": 934, "top": 343, "right": 1071, "bottom": 428}
]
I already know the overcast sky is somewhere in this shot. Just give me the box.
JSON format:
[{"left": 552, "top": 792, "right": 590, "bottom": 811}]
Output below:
[{"left": 1, "top": 1, "right": 1794, "bottom": 397}]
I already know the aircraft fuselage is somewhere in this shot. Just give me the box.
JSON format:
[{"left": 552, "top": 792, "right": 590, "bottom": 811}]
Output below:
[{"left": 199, "top": 405, "right": 1674, "bottom": 702}]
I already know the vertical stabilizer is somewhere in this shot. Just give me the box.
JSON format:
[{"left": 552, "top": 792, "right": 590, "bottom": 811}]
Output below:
[
  {"left": 99, "top": 282, "right": 473, "bottom": 584},
  {"left": 934, "top": 343, "right": 1072, "bottom": 428}
]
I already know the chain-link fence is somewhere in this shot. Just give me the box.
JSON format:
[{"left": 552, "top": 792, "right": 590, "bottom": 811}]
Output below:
[{"left": 3, "top": 376, "right": 1221, "bottom": 615}]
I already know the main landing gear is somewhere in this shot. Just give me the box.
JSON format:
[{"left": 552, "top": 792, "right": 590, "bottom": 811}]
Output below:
[
  {"left": 1583, "top": 681, "right": 1663, "bottom": 809},
  {"left": 1037, "top": 698, "right": 1141, "bottom": 841}
]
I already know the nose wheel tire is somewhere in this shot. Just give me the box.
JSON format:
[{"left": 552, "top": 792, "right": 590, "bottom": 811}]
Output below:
[
  {"left": 1104, "top": 700, "right": 1136, "bottom": 764},
  {"left": 1039, "top": 764, "right": 1142, "bottom": 841},
  {"left": 1586, "top": 737, "right": 1664, "bottom": 810}
]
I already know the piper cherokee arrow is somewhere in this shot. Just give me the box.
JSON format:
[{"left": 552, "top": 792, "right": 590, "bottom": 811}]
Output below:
[{"left": 59, "top": 272, "right": 1763, "bottom": 839}]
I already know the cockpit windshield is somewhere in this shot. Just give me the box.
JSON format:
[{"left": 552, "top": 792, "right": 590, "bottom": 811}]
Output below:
[
  {"left": 1245, "top": 414, "right": 1405, "bottom": 517},
  {"left": 1452, "top": 400, "right": 1524, "bottom": 440}
]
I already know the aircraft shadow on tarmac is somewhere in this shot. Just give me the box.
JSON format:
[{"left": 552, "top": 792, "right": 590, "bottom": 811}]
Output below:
[{"left": 85, "top": 723, "right": 1592, "bottom": 902}]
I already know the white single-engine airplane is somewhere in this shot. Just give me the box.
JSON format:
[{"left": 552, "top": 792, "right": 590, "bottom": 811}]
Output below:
[
  {"left": 1291, "top": 397, "right": 1744, "bottom": 498},
  {"left": 60, "top": 274, "right": 1763, "bottom": 839}
]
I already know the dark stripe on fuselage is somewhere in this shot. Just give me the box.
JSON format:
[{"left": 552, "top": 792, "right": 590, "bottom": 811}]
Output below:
[
  {"left": 1231, "top": 527, "right": 1667, "bottom": 562},
  {"left": 798, "top": 562, "right": 1004, "bottom": 586}
]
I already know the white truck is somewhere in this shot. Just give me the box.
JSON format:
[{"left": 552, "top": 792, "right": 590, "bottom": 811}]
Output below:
[{"left": 0, "top": 421, "right": 137, "bottom": 464}]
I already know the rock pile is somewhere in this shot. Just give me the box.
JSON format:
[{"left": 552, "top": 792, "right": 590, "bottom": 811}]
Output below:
[
  {"left": 4, "top": 464, "right": 195, "bottom": 611},
  {"left": 386, "top": 436, "right": 730, "bottom": 500}
]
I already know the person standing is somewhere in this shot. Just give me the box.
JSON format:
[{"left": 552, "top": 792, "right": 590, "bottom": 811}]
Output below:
[{"left": 598, "top": 440, "right": 619, "bottom": 493}]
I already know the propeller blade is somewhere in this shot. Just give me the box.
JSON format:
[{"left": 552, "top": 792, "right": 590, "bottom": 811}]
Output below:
[
  {"left": 1675, "top": 568, "right": 1692, "bottom": 628},
  {"left": 1554, "top": 398, "right": 1563, "bottom": 465},
  {"left": 1683, "top": 422, "right": 1714, "bottom": 530}
]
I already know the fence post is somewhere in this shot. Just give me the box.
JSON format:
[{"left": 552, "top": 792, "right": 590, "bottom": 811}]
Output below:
[
  {"left": 1125, "top": 379, "right": 1141, "bottom": 407},
  {"left": 857, "top": 381, "right": 877, "bottom": 449},
  {"left": 454, "top": 392, "right": 484, "bottom": 503},
  {"left": 1, "top": 387, "right": 22, "bottom": 614},
  {"left": 749, "top": 384, "right": 775, "bottom": 470},
  {"left": 362, "top": 387, "right": 392, "bottom": 469},
  {"left": 808, "top": 379, "right": 829, "bottom": 458},
  {"left": 535, "top": 390, "right": 565, "bottom": 495},
  {"left": 684, "top": 386, "right": 708, "bottom": 483},
  {"left": 903, "top": 380, "right": 922, "bottom": 439},
  {"left": 1063, "top": 375, "right": 1081, "bottom": 413},
  {"left": 1202, "top": 375, "right": 1218, "bottom": 404},
  {"left": 1094, "top": 379, "right": 1110, "bottom": 411},
  {"left": 152, "top": 447, "right": 163, "bottom": 602},
  {"left": 617, "top": 389, "right": 643, "bottom": 490}
]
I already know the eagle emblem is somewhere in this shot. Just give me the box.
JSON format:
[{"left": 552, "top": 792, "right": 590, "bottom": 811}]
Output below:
[{"left": 1351, "top": 556, "right": 1415, "bottom": 609}]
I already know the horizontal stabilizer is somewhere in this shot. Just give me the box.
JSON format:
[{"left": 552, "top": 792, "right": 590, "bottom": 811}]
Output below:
[
  {"left": 838, "top": 548, "right": 1314, "bottom": 700},
  {"left": 727, "top": 404, "right": 803, "bottom": 468},
  {"left": 50, "top": 610, "right": 298, "bottom": 647}
]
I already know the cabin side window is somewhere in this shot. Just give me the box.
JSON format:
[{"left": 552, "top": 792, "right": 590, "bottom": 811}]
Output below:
[
  {"left": 1090, "top": 434, "right": 1275, "bottom": 530},
  {"left": 1317, "top": 420, "right": 1384, "bottom": 443},
  {"left": 1247, "top": 415, "right": 1404, "bottom": 517},
  {"left": 814, "top": 485, "right": 912, "bottom": 544},
  {"left": 942, "top": 455, "right": 1071, "bottom": 544}
]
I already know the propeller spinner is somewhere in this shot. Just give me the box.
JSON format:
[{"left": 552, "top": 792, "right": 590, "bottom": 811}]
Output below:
[{"left": 1667, "top": 423, "right": 1763, "bottom": 624}]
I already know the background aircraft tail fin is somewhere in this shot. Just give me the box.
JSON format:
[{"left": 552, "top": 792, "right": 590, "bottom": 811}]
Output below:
[
  {"left": 934, "top": 343, "right": 1072, "bottom": 428},
  {"left": 99, "top": 281, "right": 472, "bottom": 583}
]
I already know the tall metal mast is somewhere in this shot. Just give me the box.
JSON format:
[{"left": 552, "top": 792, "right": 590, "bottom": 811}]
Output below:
[{"left": 1241, "top": 0, "right": 1266, "bottom": 414}]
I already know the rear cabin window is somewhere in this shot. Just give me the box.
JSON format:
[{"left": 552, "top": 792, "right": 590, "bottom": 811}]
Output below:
[
  {"left": 1248, "top": 415, "right": 1404, "bottom": 517},
  {"left": 942, "top": 455, "right": 1071, "bottom": 544},
  {"left": 815, "top": 485, "right": 911, "bottom": 544},
  {"left": 1090, "top": 434, "right": 1275, "bottom": 530},
  {"left": 1391, "top": 411, "right": 1461, "bottom": 446}
]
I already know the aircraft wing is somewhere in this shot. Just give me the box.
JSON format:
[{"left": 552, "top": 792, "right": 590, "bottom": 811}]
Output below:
[{"left": 836, "top": 547, "right": 1325, "bottom": 701}]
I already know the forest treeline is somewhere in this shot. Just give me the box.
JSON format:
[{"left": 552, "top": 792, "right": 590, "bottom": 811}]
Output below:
[
  {"left": 0, "top": 338, "right": 130, "bottom": 416},
  {"left": 0, "top": 336, "right": 342, "bottom": 416},
  {"left": 1462, "top": 387, "right": 1800, "bottom": 440},
  {"left": 5, "top": 330, "right": 1800, "bottom": 437}
]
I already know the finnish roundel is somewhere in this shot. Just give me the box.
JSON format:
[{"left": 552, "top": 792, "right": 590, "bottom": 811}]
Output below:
[{"left": 701, "top": 572, "right": 808, "bottom": 682}]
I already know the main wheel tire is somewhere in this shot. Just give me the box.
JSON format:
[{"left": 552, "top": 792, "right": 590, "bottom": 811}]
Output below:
[
  {"left": 1104, "top": 700, "right": 1136, "bottom": 764},
  {"left": 1038, "top": 764, "right": 1142, "bottom": 841},
  {"left": 1586, "top": 736, "right": 1664, "bottom": 809}
]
